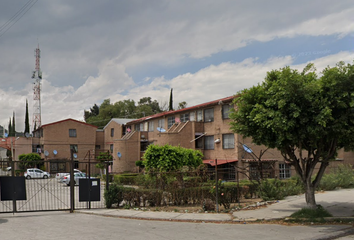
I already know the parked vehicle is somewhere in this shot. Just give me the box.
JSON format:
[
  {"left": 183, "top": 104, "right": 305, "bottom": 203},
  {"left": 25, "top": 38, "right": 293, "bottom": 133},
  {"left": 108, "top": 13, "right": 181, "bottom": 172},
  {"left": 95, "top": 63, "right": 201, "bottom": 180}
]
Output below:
[
  {"left": 62, "top": 172, "right": 96, "bottom": 186},
  {"left": 25, "top": 168, "right": 51, "bottom": 179},
  {"left": 56, "top": 169, "right": 82, "bottom": 182}
]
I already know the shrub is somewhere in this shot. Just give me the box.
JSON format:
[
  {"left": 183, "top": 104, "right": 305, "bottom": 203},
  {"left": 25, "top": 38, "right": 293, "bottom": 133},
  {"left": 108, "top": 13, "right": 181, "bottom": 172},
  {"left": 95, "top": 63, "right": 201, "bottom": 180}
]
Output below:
[
  {"left": 113, "top": 173, "right": 139, "bottom": 185},
  {"left": 104, "top": 183, "right": 124, "bottom": 208},
  {"left": 258, "top": 179, "right": 284, "bottom": 201}
]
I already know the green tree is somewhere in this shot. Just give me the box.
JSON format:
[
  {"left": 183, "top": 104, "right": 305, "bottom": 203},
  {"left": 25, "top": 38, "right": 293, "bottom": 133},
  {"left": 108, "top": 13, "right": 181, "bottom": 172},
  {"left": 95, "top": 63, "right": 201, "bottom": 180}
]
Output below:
[
  {"left": 229, "top": 62, "right": 354, "bottom": 209},
  {"left": 143, "top": 144, "right": 203, "bottom": 172},
  {"left": 177, "top": 101, "right": 187, "bottom": 110},
  {"left": 12, "top": 112, "right": 15, "bottom": 136},
  {"left": 96, "top": 151, "right": 113, "bottom": 178},
  {"left": 24, "top": 99, "right": 30, "bottom": 134},
  {"left": 169, "top": 88, "right": 173, "bottom": 111},
  {"left": 19, "top": 153, "right": 41, "bottom": 169}
]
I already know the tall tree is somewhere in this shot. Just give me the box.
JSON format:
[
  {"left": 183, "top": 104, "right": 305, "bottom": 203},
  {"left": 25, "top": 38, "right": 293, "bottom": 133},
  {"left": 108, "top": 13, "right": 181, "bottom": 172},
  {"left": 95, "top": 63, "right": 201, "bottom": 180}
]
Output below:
[
  {"left": 12, "top": 112, "right": 15, "bottom": 136},
  {"left": 230, "top": 62, "right": 354, "bottom": 209},
  {"left": 24, "top": 99, "right": 30, "bottom": 134},
  {"left": 177, "top": 101, "right": 187, "bottom": 110},
  {"left": 8, "top": 118, "right": 12, "bottom": 137},
  {"left": 169, "top": 88, "right": 173, "bottom": 111}
]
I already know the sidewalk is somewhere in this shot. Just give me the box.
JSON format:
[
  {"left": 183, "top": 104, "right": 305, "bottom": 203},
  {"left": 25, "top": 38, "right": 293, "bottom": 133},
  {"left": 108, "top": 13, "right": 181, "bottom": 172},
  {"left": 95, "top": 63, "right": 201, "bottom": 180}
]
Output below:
[{"left": 77, "top": 188, "right": 354, "bottom": 222}]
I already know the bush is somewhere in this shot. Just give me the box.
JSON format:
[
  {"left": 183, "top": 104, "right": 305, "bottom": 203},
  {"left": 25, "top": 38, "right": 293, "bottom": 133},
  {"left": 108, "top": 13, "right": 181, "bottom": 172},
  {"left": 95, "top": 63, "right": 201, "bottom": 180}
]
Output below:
[
  {"left": 113, "top": 173, "right": 139, "bottom": 185},
  {"left": 258, "top": 179, "right": 284, "bottom": 201},
  {"left": 318, "top": 164, "right": 354, "bottom": 191},
  {"left": 104, "top": 183, "right": 124, "bottom": 208}
]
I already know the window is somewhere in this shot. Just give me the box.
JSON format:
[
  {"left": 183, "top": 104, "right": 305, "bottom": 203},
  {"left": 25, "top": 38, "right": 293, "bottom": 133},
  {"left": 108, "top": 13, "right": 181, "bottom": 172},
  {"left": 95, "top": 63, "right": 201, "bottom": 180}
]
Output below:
[
  {"left": 110, "top": 128, "right": 114, "bottom": 137},
  {"left": 148, "top": 121, "right": 154, "bottom": 132},
  {"left": 195, "top": 137, "right": 203, "bottom": 149},
  {"left": 190, "top": 112, "right": 195, "bottom": 121},
  {"left": 197, "top": 110, "right": 203, "bottom": 122},
  {"left": 279, "top": 163, "right": 291, "bottom": 179},
  {"left": 204, "top": 136, "right": 214, "bottom": 150},
  {"left": 168, "top": 116, "right": 175, "bottom": 128},
  {"left": 180, "top": 113, "right": 189, "bottom": 122},
  {"left": 69, "top": 129, "right": 77, "bottom": 137},
  {"left": 110, "top": 144, "right": 113, "bottom": 153},
  {"left": 223, "top": 134, "right": 235, "bottom": 149},
  {"left": 70, "top": 144, "right": 78, "bottom": 153},
  {"left": 158, "top": 119, "right": 165, "bottom": 129},
  {"left": 222, "top": 104, "right": 232, "bottom": 119},
  {"left": 95, "top": 145, "right": 100, "bottom": 149},
  {"left": 134, "top": 124, "right": 140, "bottom": 131},
  {"left": 204, "top": 108, "right": 214, "bottom": 122}
]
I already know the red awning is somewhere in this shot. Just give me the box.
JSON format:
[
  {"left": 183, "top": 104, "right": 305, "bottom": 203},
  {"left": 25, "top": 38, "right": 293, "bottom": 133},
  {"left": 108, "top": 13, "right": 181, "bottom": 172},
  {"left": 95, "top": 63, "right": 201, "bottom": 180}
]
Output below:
[{"left": 203, "top": 159, "right": 238, "bottom": 166}]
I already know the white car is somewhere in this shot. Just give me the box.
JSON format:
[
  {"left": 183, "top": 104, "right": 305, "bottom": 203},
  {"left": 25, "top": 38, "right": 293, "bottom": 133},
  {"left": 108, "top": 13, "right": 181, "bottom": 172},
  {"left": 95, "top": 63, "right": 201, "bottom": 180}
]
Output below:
[
  {"left": 62, "top": 172, "right": 95, "bottom": 186},
  {"left": 25, "top": 168, "right": 51, "bottom": 179}
]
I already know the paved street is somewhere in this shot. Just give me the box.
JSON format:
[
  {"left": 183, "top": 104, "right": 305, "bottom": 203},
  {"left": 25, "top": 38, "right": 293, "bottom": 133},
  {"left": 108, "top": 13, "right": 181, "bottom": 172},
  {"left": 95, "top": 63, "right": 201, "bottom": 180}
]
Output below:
[{"left": 0, "top": 211, "right": 353, "bottom": 240}]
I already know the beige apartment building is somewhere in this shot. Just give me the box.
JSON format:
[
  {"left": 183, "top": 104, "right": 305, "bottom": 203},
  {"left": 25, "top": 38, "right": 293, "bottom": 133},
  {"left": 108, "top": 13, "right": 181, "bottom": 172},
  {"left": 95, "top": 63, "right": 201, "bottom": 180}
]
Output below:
[
  {"left": 110, "top": 96, "right": 289, "bottom": 180},
  {"left": 32, "top": 119, "right": 98, "bottom": 173}
]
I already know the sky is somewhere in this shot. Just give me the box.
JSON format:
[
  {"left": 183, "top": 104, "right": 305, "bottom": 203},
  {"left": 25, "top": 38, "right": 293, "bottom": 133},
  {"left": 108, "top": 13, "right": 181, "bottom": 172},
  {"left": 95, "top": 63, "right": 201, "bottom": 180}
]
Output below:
[{"left": 0, "top": 0, "right": 353, "bottom": 131}]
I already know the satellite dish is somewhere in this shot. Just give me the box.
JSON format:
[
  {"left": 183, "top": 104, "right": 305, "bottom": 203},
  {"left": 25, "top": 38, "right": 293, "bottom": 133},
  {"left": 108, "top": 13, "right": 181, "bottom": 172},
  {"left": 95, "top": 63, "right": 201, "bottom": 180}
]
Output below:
[
  {"left": 53, "top": 150, "right": 58, "bottom": 155},
  {"left": 117, "top": 152, "right": 122, "bottom": 158},
  {"left": 157, "top": 127, "right": 166, "bottom": 133},
  {"left": 243, "top": 144, "right": 253, "bottom": 153},
  {"left": 25, "top": 133, "right": 30, "bottom": 138},
  {"left": 44, "top": 150, "right": 49, "bottom": 156},
  {"left": 73, "top": 153, "right": 77, "bottom": 159}
]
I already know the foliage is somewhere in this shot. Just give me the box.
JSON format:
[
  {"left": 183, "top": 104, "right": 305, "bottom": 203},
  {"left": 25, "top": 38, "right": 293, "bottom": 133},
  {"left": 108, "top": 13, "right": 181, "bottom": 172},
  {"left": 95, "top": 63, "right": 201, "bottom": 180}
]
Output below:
[
  {"left": 135, "top": 160, "right": 144, "bottom": 168},
  {"left": 113, "top": 173, "right": 139, "bottom": 185},
  {"left": 25, "top": 99, "right": 30, "bottom": 134},
  {"left": 318, "top": 164, "right": 354, "bottom": 191},
  {"left": 104, "top": 183, "right": 124, "bottom": 208},
  {"left": 177, "top": 101, "right": 187, "bottom": 110},
  {"left": 18, "top": 153, "right": 41, "bottom": 169},
  {"left": 143, "top": 144, "right": 203, "bottom": 172},
  {"left": 85, "top": 97, "right": 165, "bottom": 128},
  {"left": 169, "top": 88, "right": 173, "bottom": 111},
  {"left": 230, "top": 61, "right": 354, "bottom": 208},
  {"left": 258, "top": 179, "right": 284, "bottom": 201},
  {"left": 96, "top": 151, "right": 113, "bottom": 169},
  {"left": 290, "top": 205, "right": 332, "bottom": 219}
]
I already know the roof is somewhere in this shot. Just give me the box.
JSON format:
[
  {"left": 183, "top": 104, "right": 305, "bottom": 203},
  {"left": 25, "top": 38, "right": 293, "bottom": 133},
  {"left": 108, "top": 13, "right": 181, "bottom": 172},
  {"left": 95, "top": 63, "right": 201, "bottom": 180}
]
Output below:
[
  {"left": 34, "top": 118, "right": 98, "bottom": 131},
  {"left": 103, "top": 118, "right": 137, "bottom": 130},
  {"left": 203, "top": 159, "right": 238, "bottom": 166},
  {"left": 127, "top": 95, "right": 235, "bottom": 125}
]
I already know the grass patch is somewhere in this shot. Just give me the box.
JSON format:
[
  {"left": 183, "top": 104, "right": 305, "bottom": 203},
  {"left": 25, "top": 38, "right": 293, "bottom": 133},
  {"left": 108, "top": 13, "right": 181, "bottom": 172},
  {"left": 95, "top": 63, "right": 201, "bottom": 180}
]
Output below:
[{"left": 290, "top": 205, "right": 333, "bottom": 220}]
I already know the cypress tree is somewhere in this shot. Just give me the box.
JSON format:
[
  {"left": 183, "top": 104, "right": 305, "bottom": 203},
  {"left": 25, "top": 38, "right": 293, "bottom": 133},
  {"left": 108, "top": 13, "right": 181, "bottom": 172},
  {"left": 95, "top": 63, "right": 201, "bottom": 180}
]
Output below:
[
  {"left": 12, "top": 112, "right": 15, "bottom": 137},
  {"left": 8, "top": 118, "right": 12, "bottom": 137},
  {"left": 169, "top": 88, "right": 173, "bottom": 111},
  {"left": 25, "top": 99, "right": 30, "bottom": 134}
]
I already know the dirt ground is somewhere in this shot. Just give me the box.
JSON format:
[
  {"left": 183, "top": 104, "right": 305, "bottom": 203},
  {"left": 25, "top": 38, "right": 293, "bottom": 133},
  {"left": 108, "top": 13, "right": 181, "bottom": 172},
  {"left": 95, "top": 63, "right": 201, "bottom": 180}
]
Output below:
[{"left": 139, "top": 198, "right": 265, "bottom": 213}]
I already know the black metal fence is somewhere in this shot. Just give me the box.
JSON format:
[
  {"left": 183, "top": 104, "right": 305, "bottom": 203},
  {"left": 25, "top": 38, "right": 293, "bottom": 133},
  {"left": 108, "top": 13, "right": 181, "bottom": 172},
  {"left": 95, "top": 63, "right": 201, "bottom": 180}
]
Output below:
[{"left": 0, "top": 159, "right": 107, "bottom": 214}]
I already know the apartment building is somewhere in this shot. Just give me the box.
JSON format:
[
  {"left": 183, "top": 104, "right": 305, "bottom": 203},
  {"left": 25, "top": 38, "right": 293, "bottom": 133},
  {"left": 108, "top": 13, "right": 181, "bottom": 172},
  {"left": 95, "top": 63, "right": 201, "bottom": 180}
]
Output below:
[{"left": 32, "top": 119, "right": 98, "bottom": 173}]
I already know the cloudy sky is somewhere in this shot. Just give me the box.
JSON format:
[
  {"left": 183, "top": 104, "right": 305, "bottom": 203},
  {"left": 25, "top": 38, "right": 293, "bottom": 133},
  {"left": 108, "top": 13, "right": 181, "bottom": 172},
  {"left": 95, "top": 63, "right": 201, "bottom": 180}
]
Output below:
[{"left": 0, "top": 0, "right": 353, "bottom": 131}]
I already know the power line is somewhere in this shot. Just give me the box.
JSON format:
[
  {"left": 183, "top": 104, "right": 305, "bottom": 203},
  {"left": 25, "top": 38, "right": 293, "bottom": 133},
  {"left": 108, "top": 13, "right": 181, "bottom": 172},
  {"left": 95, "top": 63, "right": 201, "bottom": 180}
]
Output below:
[{"left": 0, "top": 0, "right": 38, "bottom": 39}]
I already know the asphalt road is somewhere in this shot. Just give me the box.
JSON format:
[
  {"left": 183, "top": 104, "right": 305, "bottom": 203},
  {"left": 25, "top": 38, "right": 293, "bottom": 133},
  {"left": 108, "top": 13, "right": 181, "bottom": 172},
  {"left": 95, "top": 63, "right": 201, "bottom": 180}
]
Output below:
[{"left": 0, "top": 211, "right": 353, "bottom": 240}]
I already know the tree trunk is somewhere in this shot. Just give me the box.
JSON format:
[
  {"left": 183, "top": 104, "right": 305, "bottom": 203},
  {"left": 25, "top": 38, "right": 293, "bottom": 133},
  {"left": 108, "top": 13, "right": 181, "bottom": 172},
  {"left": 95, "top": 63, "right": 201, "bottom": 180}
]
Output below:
[{"left": 304, "top": 180, "right": 317, "bottom": 209}]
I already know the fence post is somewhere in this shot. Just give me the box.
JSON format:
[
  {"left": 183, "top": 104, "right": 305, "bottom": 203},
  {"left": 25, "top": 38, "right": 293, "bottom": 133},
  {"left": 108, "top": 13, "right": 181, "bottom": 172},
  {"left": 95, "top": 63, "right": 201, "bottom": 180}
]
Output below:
[
  {"left": 11, "top": 160, "right": 16, "bottom": 213},
  {"left": 70, "top": 150, "right": 75, "bottom": 213},
  {"left": 215, "top": 159, "right": 219, "bottom": 213},
  {"left": 106, "top": 161, "right": 109, "bottom": 191}
]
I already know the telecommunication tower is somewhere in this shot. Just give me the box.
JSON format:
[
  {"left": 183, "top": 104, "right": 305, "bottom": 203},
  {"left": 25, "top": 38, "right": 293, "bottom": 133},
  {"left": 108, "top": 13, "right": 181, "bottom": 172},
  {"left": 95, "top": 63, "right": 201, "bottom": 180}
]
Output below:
[{"left": 32, "top": 45, "right": 42, "bottom": 131}]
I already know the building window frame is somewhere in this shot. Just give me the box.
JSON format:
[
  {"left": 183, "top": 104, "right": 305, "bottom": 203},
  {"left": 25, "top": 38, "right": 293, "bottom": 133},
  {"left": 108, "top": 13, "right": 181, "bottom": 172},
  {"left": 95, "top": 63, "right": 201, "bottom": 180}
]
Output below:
[
  {"left": 197, "top": 110, "right": 203, "bottom": 122},
  {"left": 69, "top": 129, "right": 77, "bottom": 138},
  {"left": 70, "top": 144, "right": 78, "bottom": 153},
  {"left": 204, "top": 135, "right": 214, "bottom": 150},
  {"left": 279, "top": 163, "right": 291, "bottom": 179},
  {"left": 222, "top": 134, "right": 235, "bottom": 149},
  {"left": 110, "top": 128, "right": 114, "bottom": 137},
  {"left": 168, "top": 116, "right": 175, "bottom": 129},
  {"left": 222, "top": 104, "right": 232, "bottom": 119},
  {"left": 148, "top": 121, "right": 154, "bottom": 132},
  {"left": 180, "top": 113, "right": 189, "bottom": 122},
  {"left": 204, "top": 108, "right": 214, "bottom": 122}
]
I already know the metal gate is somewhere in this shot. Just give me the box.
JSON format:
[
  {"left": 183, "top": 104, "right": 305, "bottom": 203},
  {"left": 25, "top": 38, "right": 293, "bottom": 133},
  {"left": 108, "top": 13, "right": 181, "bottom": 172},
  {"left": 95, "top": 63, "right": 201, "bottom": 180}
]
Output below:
[{"left": 0, "top": 159, "right": 108, "bottom": 213}]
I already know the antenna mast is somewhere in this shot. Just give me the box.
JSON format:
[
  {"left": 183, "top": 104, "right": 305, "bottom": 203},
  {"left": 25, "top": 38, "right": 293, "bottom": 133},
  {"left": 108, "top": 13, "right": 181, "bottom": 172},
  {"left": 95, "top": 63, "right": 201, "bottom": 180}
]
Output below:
[{"left": 32, "top": 45, "right": 42, "bottom": 131}]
